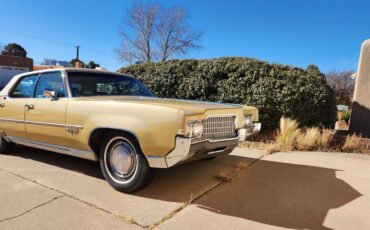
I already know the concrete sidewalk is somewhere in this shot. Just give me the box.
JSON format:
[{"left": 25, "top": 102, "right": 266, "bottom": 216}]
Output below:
[{"left": 0, "top": 146, "right": 369, "bottom": 229}]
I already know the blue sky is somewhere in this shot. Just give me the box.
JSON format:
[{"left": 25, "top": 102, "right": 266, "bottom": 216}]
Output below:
[{"left": 0, "top": 0, "right": 369, "bottom": 72}]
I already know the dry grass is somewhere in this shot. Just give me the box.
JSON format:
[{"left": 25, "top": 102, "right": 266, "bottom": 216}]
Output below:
[
  {"left": 117, "top": 214, "right": 134, "bottom": 224},
  {"left": 343, "top": 134, "right": 362, "bottom": 153},
  {"left": 316, "top": 129, "right": 332, "bottom": 150},
  {"left": 275, "top": 117, "right": 300, "bottom": 151},
  {"left": 239, "top": 116, "right": 369, "bottom": 154},
  {"left": 295, "top": 128, "right": 332, "bottom": 151},
  {"left": 296, "top": 127, "right": 320, "bottom": 151},
  {"left": 265, "top": 142, "right": 282, "bottom": 154},
  {"left": 270, "top": 117, "right": 334, "bottom": 152},
  {"left": 215, "top": 172, "right": 233, "bottom": 183},
  {"left": 235, "top": 161, "right": 248, "bottom": 171},
  {"left": 216, "top": 160, "right": 250, "bottom": 183}
]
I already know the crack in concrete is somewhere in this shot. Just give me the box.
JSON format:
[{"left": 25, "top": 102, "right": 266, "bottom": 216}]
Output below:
[
  {"left": 0, "top": 195, "right": 65, "bottom": 223},
  {"left": 0, "top": 154, "right": 265, "bottom": 229},
  {"left": 149, "top": 155, "right": 265, "bottom": 229},
  {"left": 0, "top": 168, "right": 146, "bottom": 229}
]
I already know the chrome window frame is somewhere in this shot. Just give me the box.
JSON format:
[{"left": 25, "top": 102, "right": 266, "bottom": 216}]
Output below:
[
  {"left": 33, "top": 71, "right": 69, "bottom": 99},
  {"left": 6, "top": 70, "right": 71, "bottom": 99},
  {"left": 8, "top": 73, "right": 41, "bottom": 99}
]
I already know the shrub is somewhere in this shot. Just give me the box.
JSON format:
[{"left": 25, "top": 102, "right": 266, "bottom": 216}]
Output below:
[{"left": 119, "top": 57, "right": 337, "bottom": 129}]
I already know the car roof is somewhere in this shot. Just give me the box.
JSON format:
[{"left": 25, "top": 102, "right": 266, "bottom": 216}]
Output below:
[{"left": 17, "top": 68, "right": 127, "bottom": 77}]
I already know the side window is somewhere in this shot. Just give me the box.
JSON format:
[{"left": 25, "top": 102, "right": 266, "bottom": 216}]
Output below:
[
  {"left": 34, "top": 72, "right": 67, "bottom": 98},
  {"left": 10, "top": 75, "right": 39, "bottom": 98}
]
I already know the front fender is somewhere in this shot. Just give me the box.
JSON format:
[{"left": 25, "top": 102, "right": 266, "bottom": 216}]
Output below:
[{"left": 65, "top": 101, "right": 180, "bottom": 157}]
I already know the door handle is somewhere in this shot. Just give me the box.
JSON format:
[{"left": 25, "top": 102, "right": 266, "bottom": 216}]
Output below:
[
  {"left": 25, "top": 104, "right": 34, "bottom": 110},
  {"left": 0, "top": 103, "right": 5, "bottom": 108}
]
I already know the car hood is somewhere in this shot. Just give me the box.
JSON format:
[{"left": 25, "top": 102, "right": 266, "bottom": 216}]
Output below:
[{"left": 76, "top": 96, "right": 249, "bottom": 115}]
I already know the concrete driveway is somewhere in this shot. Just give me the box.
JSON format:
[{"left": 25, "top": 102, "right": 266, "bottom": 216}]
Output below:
[{"left": 0, "top": 146, "right": 369, "bottom": 230}]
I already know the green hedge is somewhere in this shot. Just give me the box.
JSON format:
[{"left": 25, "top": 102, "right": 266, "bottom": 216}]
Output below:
[{"left": 118, "top": 57, "right": 337, "bottom": 129}]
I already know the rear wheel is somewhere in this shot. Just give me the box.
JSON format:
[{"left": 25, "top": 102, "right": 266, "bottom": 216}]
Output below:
[
  {"left": 99, "top": 132, "right": 154, "bottom": 193},
  {"left": 0, "top": 136, "right": 15, "bottom": 154}
]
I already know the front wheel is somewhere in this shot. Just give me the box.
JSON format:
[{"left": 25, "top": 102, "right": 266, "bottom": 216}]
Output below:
[{"left": 99, "top": 132, "right": 154, "bottom": 193}]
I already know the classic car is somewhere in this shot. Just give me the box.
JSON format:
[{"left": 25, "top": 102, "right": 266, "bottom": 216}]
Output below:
[{"left": 0, "top": 68, "right": 261, "bottom": 192}]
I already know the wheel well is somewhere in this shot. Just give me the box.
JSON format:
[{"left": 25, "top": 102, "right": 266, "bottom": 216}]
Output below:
[{"left": 88, "top": 128, "right": 141, "bottom": 158}]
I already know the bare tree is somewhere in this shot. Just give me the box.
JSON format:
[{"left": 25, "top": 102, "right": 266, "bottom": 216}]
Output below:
[
  {"left": 119, "top": 3, "right": 202, "bottom": 64},
  {"left": 326, "top": 70, "right": 355, "bottom": 106},
  {"left": 119, "top": 2, "right": 159, "bottom": 63},
  {"left": 156, "top": 7, "right": 202, "bottom": 61}
]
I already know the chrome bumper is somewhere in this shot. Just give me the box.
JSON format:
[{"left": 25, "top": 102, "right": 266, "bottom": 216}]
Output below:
[
  {"left": 238, "top": 123, "right": 261, "bottom": 141},
  {"left": 147, "top": 136, "right": 239, "bottom": 168}
]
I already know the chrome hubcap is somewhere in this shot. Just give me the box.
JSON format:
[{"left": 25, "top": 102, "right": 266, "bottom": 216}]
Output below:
[{"left": 109, "top": 141, "right": 137, "bottom": 180}]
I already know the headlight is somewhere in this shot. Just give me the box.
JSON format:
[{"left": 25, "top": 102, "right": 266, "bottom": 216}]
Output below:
[
  {"left": 192, "top": 121, "right": 203, "bottom": 137},
  {"left": 186, "top": 120, "right": 203, "bottom": 138},
  {"left": 244, "top": 115, "right": 253, "bottom": 127}
]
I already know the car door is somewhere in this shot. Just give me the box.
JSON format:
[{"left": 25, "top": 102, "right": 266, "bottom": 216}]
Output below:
[
  {"left": 0, "top": 74, "right": 39, "bottom": 139},
  {"left": 25, "top": 71, "right": 68, "bottom": 147}
]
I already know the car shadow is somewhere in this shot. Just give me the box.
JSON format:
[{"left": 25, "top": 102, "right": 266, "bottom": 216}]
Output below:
[
  {"left": 10, "top": 146, "right": 362, "bottom": 230},
  {"left": 194, "top": 159, "right": 362, "bottom": 230},
  {"left": 12, "top": 146, "right": 104, "bottom": 179}
]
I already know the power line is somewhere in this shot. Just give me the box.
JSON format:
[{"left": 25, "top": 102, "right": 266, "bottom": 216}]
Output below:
[
  {"left": 0, "top": 27, "right": 75, "bottom": 47},
  {"left": 0, "top": 27, "right": 118, "bottom": 61}
]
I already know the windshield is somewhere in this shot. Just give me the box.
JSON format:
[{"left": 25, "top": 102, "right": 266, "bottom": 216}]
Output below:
[{"left": 67, "top": 72, "right": 154, "bottom": 97}]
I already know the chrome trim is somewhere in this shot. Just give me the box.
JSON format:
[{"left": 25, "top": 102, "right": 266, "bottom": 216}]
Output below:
[
  {"left": 238, "top": 122, "right": 262, "bottom": 141},
  {"left": 146, "top": 156, "right": 167, "bottom": 168},
  {"left": 66, "top": 124, "right": 83, "bottom": 129},
  {"left": 5, "top": 136, "right": 97, "bottom": 161},
  {"left": 187, "top": 114, "right": 239, "bottom": 143},
  {"left": 191, "top": 135, "right": 240, "bottom": 144},
  {"left": 205, "top": 113, "right": 239, "bottom": 128},
  {"left": 7, "top": 73, "right": 41, "bottom": 97},
  {"left": 147, "top": 135, "right": 240, "bottom": 168},
  {"left": 146, "top": 137, "right": 191, "bottom": 168},
  {"left": 0, "top": 118, "right": 24, "bottom": 123},
  {"left": 253, "top": 123, "right": 261, "bottom": 135},
  {"left": 103, "top": 137, "right": 139, "bottom": 184},
  {"left": 201, "top": 115, "right": 236, "bottom": 141},
  {"left": 207, "top": 146, "right": 229, "bottom": 155},
  {"left": 25, "top": 120, "right": 65, "bottom": 127},
  {"left": 7, "top": 70, "right": 69, "bottom": 99},
  {"left": 62, "top": 69, "right": 73, "bottom": 99},
  {"left": 165, "top": 137, "right": 192, "bottom": 167},
  {"left": 0, "top": 118, "right": 83, "bottom": 129},
  {"left": 238, "top": 128, "right": 248, "bottom": 141}
]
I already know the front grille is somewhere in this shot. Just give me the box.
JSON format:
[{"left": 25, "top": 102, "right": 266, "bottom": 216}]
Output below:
[{"left": 201, "top": 116, "right": 237, "bottom": 141}]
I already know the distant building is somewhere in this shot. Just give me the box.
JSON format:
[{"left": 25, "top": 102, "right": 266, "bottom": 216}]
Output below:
[
  {"left": 47, "top": 60, "right": 72, "bottom": 67},
  {"left": 34, "top": 59, "right": 72, "bottom": 71},
  {"left": 0, "top": 55, "right": 33, "bottom": 89},
  {"left": 33, "top": 65, "right": 64, "bottom": 71}
]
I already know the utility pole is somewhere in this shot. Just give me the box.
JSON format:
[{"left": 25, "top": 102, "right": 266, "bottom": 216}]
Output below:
[{"left": 75, "top": 45, "right": 80, "bottom": 61}]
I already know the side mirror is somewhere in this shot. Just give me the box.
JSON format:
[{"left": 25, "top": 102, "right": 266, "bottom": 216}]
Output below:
[{"left": 43, "top": 89, "right": 58, "bottom": 100}]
